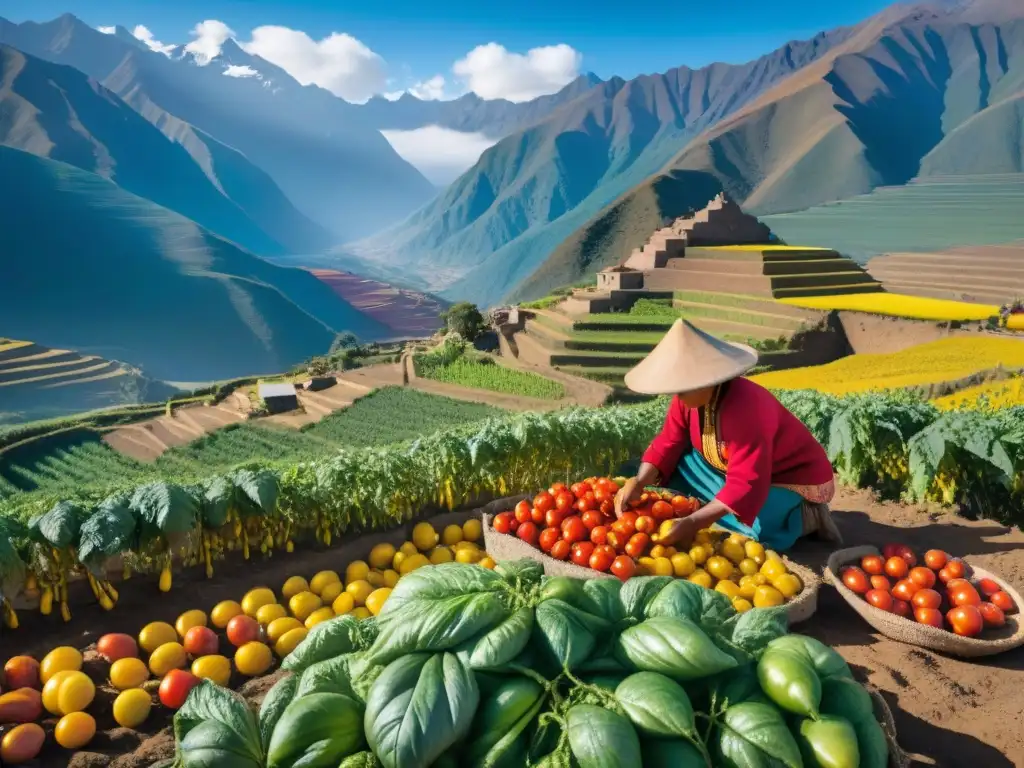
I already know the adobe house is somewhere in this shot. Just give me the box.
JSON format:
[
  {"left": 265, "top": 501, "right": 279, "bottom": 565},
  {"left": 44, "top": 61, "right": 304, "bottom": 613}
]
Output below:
[
  {"left": 258, "top": 382, "right": 299, "bottom": 414},
  {"left": 597, "top": 265, "right": 644, "bottom": 290}
]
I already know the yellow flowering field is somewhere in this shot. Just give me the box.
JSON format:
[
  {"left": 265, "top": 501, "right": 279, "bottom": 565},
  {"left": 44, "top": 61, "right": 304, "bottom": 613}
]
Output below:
[
  {"left": 933, "top": 378, "right": 1024, "bottom": 410},
  {"left": 778, "top": 292, "right": 998, "bottom": 321},
  {"left": 752, "top": 337, "right": 1024, "bottom": 395},
  {"left": 1008, "top": 315, "right": 1024, "bottom": 331},
  {"left": 0, "top": 339, "right": 31, "bottom": 353}
]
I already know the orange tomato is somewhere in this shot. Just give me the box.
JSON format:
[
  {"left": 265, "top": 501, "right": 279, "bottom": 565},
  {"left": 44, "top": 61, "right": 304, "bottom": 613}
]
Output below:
[
  {"left": 549, "top": 482, "right": 568, "bottom": 495},
  {"left": 946, "top": 605, "right": 984, "bottom": 637},
  {"left": 860, "top": 555, "right": 885, "bottom": 576},
  {"left": 554, "top": 492, "right": 575, "bottom": 514},
  {"left": 580, "top": 510, "right": 603, "bottom": 530},
  {"left": 842, "top": 567, "right": 870, "bottom": 595},
  {"left": 891, "top": 579, "right": 919, "bottom": 602},
  {"left": 949, "top": 584, "right": 981, "bottom": 608},
  {"left": 514, "top": 501, "right": 531, "bottom": 524},
  {"left": 945, "top": 578, "right": 971, "bottom": 592},
  {"left": 625, "top": 533, "right": 650, "bottom": 558},
  {"left": 924, "top": 549, "right": 948, "bottom": 570},
  {"left": 937, "top": 566, "right": 955, "bottom": 584},
  {"left": 894, "top": 545, "right": 917, "bottom": 567},
  {"left": 869, "top": 575, "right": 891, "bottom": 592},
  {"left": 605, "top": 531, "right": 622, "bottom": 551},
  {"left": 546, "top": 508, "right": 568, "bottom": 529},
  {"left": 610, "top": 555, "right": 636, "bottom": 582},
  {"left": 550, "top": 540, "right": 571, "bottom": 561},
  {"left": 865, "top": 589, "right": 893, "bottom": 611},
  {"left": 976, "top": 578, "right": 1002, "bottom": 598},
  {"left": 991, "top": 591, "right": 1017, "bottom": 614},
  {"left": 590, "top": 525, "right": 609, "bottom": 546},
  {"left": 651, "top": 500, "right": 674, "bottom": 520},
  {"left": 891, "top": 599, "right": 911, "bottom": 618},
  {"left": 882, "top": 544, "right": 902, "bottom": 560},
  {"left": 492, "top": 512, "right": 516, "bottom": 534},
  {"left": 589, "top": 545, "right": 616, "bottom": 573},
  {"left": 534, "top": 492, "right": 555, "bottom": 513},
  {"left": 945, "top": 559, "right": 967, "bottom": 580},
  {"left": 570, "top": 541, "right": 594, "bottom": 567},
  {"left": 909, "top": 567, "right": 936, "bottom": 590},
  {"left": 538, "top": 527, "right": 560, "bottom": 553},
  {"left": 562, "top": 517, "right": 586, "bottom": 544},
  {"left": 635, "top": 516, "right": 655, "bottom": 534},
  {"left": 914, "top": 607, "right": 945, "bottom": 629},
  {"left": 884, "top": 557, "right": 909, "bottom": 580},
  {"left": 911, "top": 589, "right": 942, "bottom": 610},
  {"left": 978, "top": 602, "right": 1006, "bottom": 628},
  {"left": 670, "top": 496, "right": 692, "bottom": 515}
]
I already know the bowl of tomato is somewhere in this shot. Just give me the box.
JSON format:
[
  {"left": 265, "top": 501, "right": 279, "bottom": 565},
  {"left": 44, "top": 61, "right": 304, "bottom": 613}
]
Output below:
[{"left": 825, "top": 544, "right": 1024, "bottom": 658}]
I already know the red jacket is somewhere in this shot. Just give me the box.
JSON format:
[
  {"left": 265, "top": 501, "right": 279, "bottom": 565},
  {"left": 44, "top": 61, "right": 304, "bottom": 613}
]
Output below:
[{"left": 641, "top": 378, "right": 834, "bottom": 525}]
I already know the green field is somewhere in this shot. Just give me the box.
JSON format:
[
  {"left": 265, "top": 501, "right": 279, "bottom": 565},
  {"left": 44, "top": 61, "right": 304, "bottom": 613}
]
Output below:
[
  {"left": 417, "top": 358, "right": 565, "bottom": 400},
  {"left": 0, "top": 388, "right": 504, "bottom": 500}
]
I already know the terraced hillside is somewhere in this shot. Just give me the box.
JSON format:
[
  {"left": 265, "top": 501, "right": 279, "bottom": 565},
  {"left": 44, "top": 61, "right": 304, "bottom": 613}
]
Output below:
[
  {"left": 866, "top": 242, "right": 1024, "bottom": 306},
  {"left": 513, "top": 292, "right": 825, "bottom": 390},
  {"left": 307, "top": 269, "right": 447, "bottom": 338},
  {"left": 0, "top": 338, "right": 177, "bottom": 424}
]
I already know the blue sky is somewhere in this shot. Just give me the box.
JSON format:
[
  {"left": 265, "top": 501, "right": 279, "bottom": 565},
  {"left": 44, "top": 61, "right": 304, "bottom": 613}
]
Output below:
[{"left": 6, "top": 0, "right": 894, "bottom": 86}]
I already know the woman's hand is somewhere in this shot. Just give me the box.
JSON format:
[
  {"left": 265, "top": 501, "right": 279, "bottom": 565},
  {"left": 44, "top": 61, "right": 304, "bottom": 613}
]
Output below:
[
  {"left": 652, "top": 516, "right": 698, "bottom": 549},
  {"left": 614, "top": 477, "right": 643, "bottom": 518}
]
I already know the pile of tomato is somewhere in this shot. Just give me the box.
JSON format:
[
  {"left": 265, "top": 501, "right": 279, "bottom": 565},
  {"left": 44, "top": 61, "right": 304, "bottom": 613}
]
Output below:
[
  {"left": 841, "top": 544, "right": 1017, "bottom": 637},
  {"left": 491, "top": 477, "right": 700, "bottom": 581}
]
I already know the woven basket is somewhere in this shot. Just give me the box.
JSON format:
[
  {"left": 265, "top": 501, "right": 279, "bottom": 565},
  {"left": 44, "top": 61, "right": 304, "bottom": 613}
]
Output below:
[
  {"left": 824, "top": 545, "right": 1024, "bottom": 658},
  {"left": 480, "top": 495, "right": 819, "bottom": 625},
  {"left": 869, "top": 687, "right": 912, "bottom": 768}
]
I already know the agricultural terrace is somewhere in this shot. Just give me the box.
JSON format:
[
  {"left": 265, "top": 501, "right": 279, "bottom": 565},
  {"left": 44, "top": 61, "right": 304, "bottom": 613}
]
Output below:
[
  {"left": 752, "top": 337, "right": 1024, "bottom": 395},
  {"left": 778, "top": 293, "right": 998, "bottom": 321},
  {"left": 0, "top": 389, "right": 503, "bottom": 501}
]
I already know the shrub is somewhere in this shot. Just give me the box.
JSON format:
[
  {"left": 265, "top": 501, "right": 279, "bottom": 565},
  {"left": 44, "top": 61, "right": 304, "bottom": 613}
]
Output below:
[{"left": 440, "top": 302, "right": 486, "bottom": 341}]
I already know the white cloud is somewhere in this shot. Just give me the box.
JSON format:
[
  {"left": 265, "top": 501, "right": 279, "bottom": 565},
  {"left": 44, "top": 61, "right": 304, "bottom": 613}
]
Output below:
[
  {"left": 132, "top": 24, "right": 176, "bottom": 56},
  {"left": 185, "top": 20, "right": 235, "bottom": 65},
  {"left": 97, "top": 26, "right": 116, "bottom": 34},
  {"left": 381, "top": 125, "right": 498, "bottom": 186},
  {"left": 409, "top": 75, "right": 447, "bottom": 100},
  {"left": 223, "top": 64, "right": 259, "bottom": 78},
  {"left": 453, "top": 43, "right": 581, "bottom": 102},
  {"left": 241, "top": 26, "right": 386, "bottom": 103}
]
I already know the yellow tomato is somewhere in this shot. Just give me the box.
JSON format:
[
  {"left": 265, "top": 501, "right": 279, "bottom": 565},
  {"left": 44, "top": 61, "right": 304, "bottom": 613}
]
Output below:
[
  {"left": 267, "top": 617, "right": 304, "bottom": 644},
  {"left": 319, "top": 580, "right": 346, "bottom": 604},
  {"left": 744, "top": 540, "right": 766, "bottom": 562},
  {"left": 400, "top": 553, "right": 431, "bottom": 574},
  {"left": 211, "top": 600, "right": 244, "bottom": 629},
  {"left": 42, "top": 671, "right": 75, "bottom": 715},
  {"left": 455, "top": 548, "right": 482, "bottom": 564},
  {"left": 346, "top": 580, "right": 374, "bottom": 607},
  {"left": 399, "top": 541, "right": 418, "bottom": 557},
  {"left": 765, "top": 549, "right": 784, "bottom": 562},
  {"left": 349, "top": 607, "right": 372, "bottom": 620},
  {"left": 56, "top": 671, "right": 95, "bottom": 715},
  {"left": 760, "top": 559, "right": 788, "bottom": 580},
  {"left": 369, "top": 543, "right": 396, "bottom": 570},
  {"left": 191, "top": 655, "right": 231, "bottom": 687},
  {"left": 753, "top": 573, "right": 769, "bottom": 586},
  {"left": 112, "top": 688, "right": 152, "bottom": 728},
  {"left": 733, "top": 598, "right": 754, "bottom": 613},
  {"left": 412, "top": 523, "right": 439, "bottom": 551},
  {"left": 706, "top": 556, "right": 734, "bottom": 581},
  {"left": 738, "top": 558, "right": 759, "bottom": 576},
  {"left": 652, "top": 557, "right": 674, "bottom": 576},
  {"left": 649, "top": 545, "right": 668, "bottom": 559},
  {"left": 688, "top": 546, "right": 708, "bottom": 566},
  {"left": 773, "top": 573, "right": 803, "bottom": 598},
  {"left": 175, "top": 609, "right": 208, "bottom": 639},
  {"left": 478, "top": 556, "right": 496, "bottom": 569},
  {"left": 256, "top": 603, "right": 288, "bottom": 626},
  {"left": 40, "top": 647, "right": 83, "bottom": 684},
  {"left": 332, "top": 593, "right": 356, "bottom": 615},
  {"left": 670, "top": 552, "right": 696, "bottom": 578},
  {"left": 138, "top": 622, "right": 177, "bottom": 654},
  {"left": 694, "top": 530, "right": 712, "bottom": 546},
  {"left": 235, "top": 642, "right": 272, "bottom": 676},
  {"left": 365, "top": 570, "right": 386, "bottom": 588},
  {"left": 275, "top": 627, "right": 308, "bottom": 657},
  {"left": 241, "top": 588, "right": 276, "bottom": 618},
  {"left": 281, "top": 576, "right": 310, "bottom": 600},
  {"left": 719, "top": 539, "right": 746, "bottom": 565},
  {"left": 365, "top": 587, "right": 392, "bottom": 616},
  {"left": 149, "top": 642, "right": 187, "bottom": 678},
  {"left": 392, "top": 551, "right": 408, "bottom": 571},
  {"left": 753, "top": 585, "right": 785, "bottom": 608},
  {"left": 288, "top": 591, "right": 323, "bottom": 621},
  {"left": 462, "top": 518, "right": 483, "bottom": 542},
  {"left": 738, "top": 576, "right": 759, "bottom": 600},
  {"left": 343, "top": 562, "right": 368, "bottom": 586},
  {"left": 442, "top": 524, "right": 464, "bottom": 546},
  {"left": 687, "top": 569, "right": 713, "bottom": 589},
  {"left": 110, "top": 657, "right": 149, "bottom": 690},
  {"left": 727, "top": 532, "right": 749, "bottom": 544},
  {"left": 429, "top": 547, "right": 454, "bottom": 564},
  {"left": 305, "top": 607, "right": 336, "bottom": 629},
  {"left": 312, "top": 570, "right": 343, "bottom": 594},
  {"left": 715, "top": 581, "right": 742, "bottom": 600},
  {"left": 55, "top": 711, "right": 96, "bottom": 749},
  {"left": 637, "top": 556, "right": 657, "bottom": 573},
  {"left": 453, "top": 541, "right": 480, "bottom": 552}
]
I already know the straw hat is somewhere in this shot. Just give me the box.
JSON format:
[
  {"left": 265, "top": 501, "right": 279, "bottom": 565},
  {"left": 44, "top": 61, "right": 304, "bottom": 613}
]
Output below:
[{"left": 624, "top": 318, "right": 759, "bottom": 395}]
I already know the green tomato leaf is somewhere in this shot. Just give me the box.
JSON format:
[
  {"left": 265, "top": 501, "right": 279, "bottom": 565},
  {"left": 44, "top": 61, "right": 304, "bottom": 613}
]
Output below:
[
  {"left": 717, "top": 701, "right": 803, "bottom": 768},
  {"left": 616, "top": 616, "right": 738, "bottom": 682},
  {"left": 615, "top": 671, "right": 697, "bottom": 740}
]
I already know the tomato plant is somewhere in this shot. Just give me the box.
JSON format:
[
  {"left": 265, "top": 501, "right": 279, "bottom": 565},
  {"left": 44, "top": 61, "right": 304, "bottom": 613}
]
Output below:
[
  {"left": 865, "top": 589, "right": 893, "bottom": 611},
  {"left": 860, "top": 555, "right": 884, "bottom": 576},
  {"left": 947, "top": 605, "right": 983, "bottom": 637},
  {"left": 842, "top": 567, "right": 870, "bottom": 594}
]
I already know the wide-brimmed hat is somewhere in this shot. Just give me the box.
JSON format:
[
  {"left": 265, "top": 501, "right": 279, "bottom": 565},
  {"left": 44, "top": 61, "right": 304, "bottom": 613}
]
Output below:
[{"left": 624, "top": 318, "right": 759, "bottom": 395}]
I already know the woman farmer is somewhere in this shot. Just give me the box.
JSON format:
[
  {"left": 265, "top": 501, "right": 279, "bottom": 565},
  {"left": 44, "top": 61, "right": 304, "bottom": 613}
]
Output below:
[{"left": 614, "top": 319, "right": 841, "bottom": 552}]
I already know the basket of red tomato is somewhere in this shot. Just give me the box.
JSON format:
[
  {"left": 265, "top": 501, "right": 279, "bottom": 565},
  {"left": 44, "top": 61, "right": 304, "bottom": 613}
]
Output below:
[{"left": 825, "top": 544, "right": 1024, "bottom": 657}]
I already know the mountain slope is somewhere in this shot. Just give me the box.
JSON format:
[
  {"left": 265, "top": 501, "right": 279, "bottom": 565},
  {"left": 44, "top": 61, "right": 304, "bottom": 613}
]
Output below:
[
  {"left": 0, "top": 44, "right": 314, "bottom": 255},
  {"left": 0, "top": 146, "right": 390, "bottom": 382},
  {"left": 0, "top": 14, "right": 436, "bottom": 240},
  {"left": 346, "top": 25, "right": 855, "bottom": 305}
]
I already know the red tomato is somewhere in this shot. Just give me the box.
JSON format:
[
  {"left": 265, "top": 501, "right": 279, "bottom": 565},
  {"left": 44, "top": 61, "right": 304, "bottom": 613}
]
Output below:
[
  {"left": 891, "top": 579, "right": 919, "bottom": 602},
  {"left": 2, "top": 656, "right": 41, "bottom": 691},
  {"left": 625, "top": 533, "right": 650, "bottom": 558},
  {"left": 911, "top": 589, "right": 942, "bottom": 610},
  {"left": 550, "top": 482, "right": 568, "bottom": 496},
  {"left": 860, "top": 556, "right": 885, "bottom": 576},
  {"left": 562, "top": 516, "right": 586, "bottom": 544},
  {"left": 891, "top": 599, "right": 911, "bottom": 618},
  {"left": 882, "top": 543, "right": 903, "bottom": 560},
  {"left": 976, "top": 578, "right": 1002, "bottom": 598},
  {"left": 580, "top": 493, "right": 597, "bottom": 512},
  {"left": 571, "top": 542, "right": 595, "bottom": 567},
  {"left": 159, "top": 669, "right": 201, "bottom": 710},
  {"left": 581, "top": 510, "right": 603, "bottom": 530},
  {"left": 670, "top": 496, "right": 691, "bottom": 515},
  {"left": 590, "top": 525, "right": 609, "bottom": 546},
  {"left": 514, "top": 501, "right": 532, "bottom": 525},
  {"left": 183, "top": 626, "right": 219, "bottom": 658},
  {"left": 226, "top": 616, "right": 260, "bottom": 647},
  {"left": 570, "top": 482, "right": 588, "bottom": 498},
  {"left": 555, "top": 492, "right": 575, "bottom": 514},
  {"left": 611, "top": 518, "right": 636, "bottom": 539},
  {"left": 944, "top": 578, "right": 971, "bottom": 593},
  {"left": 619, "top": 511, "right": 638, "bottom": 529},
  {"left": 949, "top": 584, "right": 981, "bottom": 607},
  {"left": 534, "top": 492, "right": 555, "bottom": 514},
  {"left": 550, "top": 540, "right": 571, "bottom": 561},
  {"left": 944, "top": 559, "right": 967, "bottom": 580},
  {"left": 516, "top": 522, "right": 540, "bottom": 547},
  {"left": 870, "top": 575, "right": 891, "bottom": 592},
  {"left": 947, "top": 605, "right": 984, "bottom": 637},
  {"left": 539, "top": 527, "right": 561, "bottom": 553},
  {"left": 895, "top": 545, "right": 917, "bottom": 567},
  {"left": 865, "top": 589, "right": 893, "bottom": 611},
  {"left": 914, "top": 607, "right": 945, "bottom": 629},
  {"left": 492, "top": 512, "right": 515, "bottom": 534},
  {"left": 531, "top": 506, "right": 546, "bottom": 525},
  {"left": 599, "top": 500, "right": 615, "bottom": 517},
  {"left": 606, "top": 531, "right": 623, "bottom": 552},
  {"left": 908, "top": 567, "right": 936, "bottom": 590},
  {"left": 978, "top": 602, "right": 1006, "bottom": 628},
  {"left": 611, "top": 555, "right": 636, "bottom": 581},
  {"left": 545, "top": 508, "right": 567, "bottom": 529},
  {"left": 991, "top": 591, "right": 1016, "bottom": 613},
  {"left": 651, "top": 501, "right": 674, "bottom": 520},
  {"left": 884, "top": 557, "right": 909, "bottom": 580},
  {"left": 589, "top": 546, "right": 615, "bottom": 573},
  {"left": 937, "top": 566, "right": 955, "bottom": 585},
  {"left": 634, "top": 516, "right": 655, "bottom": 534},
  {"left": 593, "top": 488, "right": 611, "bottom": 506},
  {"left": 924, "top": 549, "right": 948, "bottom": 571},
  {"left": 97, "top": 633, "right": 138, "bottom": 663},
  {"left": 842, "top": 567, "right": 870, "bottom": 595}
]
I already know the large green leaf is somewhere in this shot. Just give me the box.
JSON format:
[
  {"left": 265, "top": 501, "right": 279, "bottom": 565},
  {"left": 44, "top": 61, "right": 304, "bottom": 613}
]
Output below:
[
  {"left": 566, "top": 704, "right": 642, "bottom": 768},
  {"left": 174, "top": 682, "right": 263, "bottom": 767},
  {"left": 294, "top": 654, "right": 360, "bottom": 700},
  {"left": 267, "top": 692, "right": 365, "bottom": 768},
  {"left": 257, "top": 674, "right": 297, "bottom": 752},
  {"left": 459, "top": 605, "right": 535, "bottom": 670},
  {"left": 230, "top": 469, "right": 279, "bottom": 518},
  {"left": 764, "top": 635, "right": 851, "bottom": 681},
  {"left": 582, "top": 578, "right": 626, "bottom": 623},
  {"left": 616, "top": 616, "right": 738, "bottom": 682},
  {"left": 716, "top": 701, "right": 803, "bottom": 768},
  {"left": 720, "top": 607, "right": 789, "bottom": 659},
  {"left": 77, "top": 498, "right": 137, "bottom": 573},
  {"left": 465, "top": 675, "right": 545, "bottom": 764},
  {"left": 130, "top": 482, "right": 198, "bottom": 535},
  {"left": 615, "top": 672, "right": 697, "bottom": 740},
  {"left": 30, "top": 500, "right": 84, "bottom": 548},
  {"left": 364, "top": 653, "right": 479, "bottom": 768},
  {"left": 282, "top": 615, "right": 363, "bottom": 672},
  {"left": 201, "top": 477, "right": 233, "bottom": 528},
  {"left": 0, "top": 535, "right": 25, "bottom": 599},
  {"left": 533, "top": 599, "right": 610, "bottom": 670},
  {"left": 377, "top": 562, "right": 502, "bottom": 618},
  {"left": 618, "top": 576, "right": 673, "bottom": 620},
  {"left": 640, "top": 737, "right": 708, "bottom": 768}
]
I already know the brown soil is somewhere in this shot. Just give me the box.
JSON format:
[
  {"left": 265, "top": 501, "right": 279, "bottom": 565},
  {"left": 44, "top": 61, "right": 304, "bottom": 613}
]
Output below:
[
  {"left": 11, "top": 490, "right": 1024, "bottom": 767},
  {"left": 838, "top": 312, "right": 983, "bottom": 355},
  {"left": 307, "top": 268, "right": 446, "bottom": 337}
]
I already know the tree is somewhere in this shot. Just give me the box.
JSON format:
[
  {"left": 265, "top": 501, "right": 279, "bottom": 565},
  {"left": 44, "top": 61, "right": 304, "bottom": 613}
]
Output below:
[
  {"left": 440, "top": 302, "right": 485, "bottom": 341},
  {"left": 307, "top": 356, "right": 331, "bottom": 376},
  {"left": 330, "top": 331, "right": 359, "bottom": 354}
]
